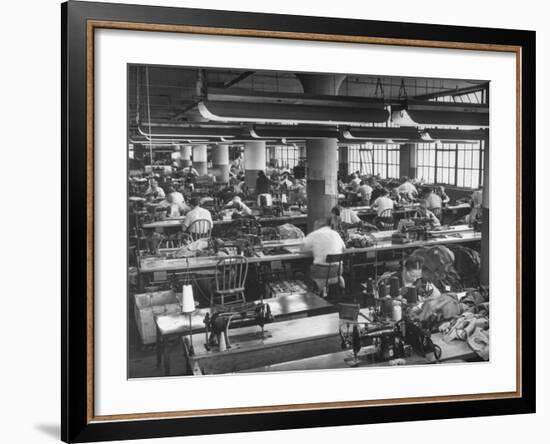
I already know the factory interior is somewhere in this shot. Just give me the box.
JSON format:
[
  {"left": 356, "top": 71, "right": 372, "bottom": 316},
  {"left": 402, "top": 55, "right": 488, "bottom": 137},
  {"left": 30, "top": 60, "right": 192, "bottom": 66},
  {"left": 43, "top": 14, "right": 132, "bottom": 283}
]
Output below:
[{"left": 127, "top": 65, "right": 490, "bottom": 378}]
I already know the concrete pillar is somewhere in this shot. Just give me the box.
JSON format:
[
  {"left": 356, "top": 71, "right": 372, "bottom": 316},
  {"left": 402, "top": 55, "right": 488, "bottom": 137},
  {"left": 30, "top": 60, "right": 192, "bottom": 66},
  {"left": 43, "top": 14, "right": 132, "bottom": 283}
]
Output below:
[
  {"left": 212, "top": 144, "right": 230, "bottom": 183},
  {"left": 192, "top": 145, "right": 207, "bottom": 175},
  {"left": 297, "top": 74, "right": 345, "bottom": 232},
  {"left": 480, "top": 136, "right": 489, "bottom": 286},
  {"left": 399, "top": 143, "right": 417, "bottom": 179},
  {"left": 244, "top": 141, "right": 266, "bottom": 191},
  {"left": 180, "top": 145, "right": 192, "bottom": 167},
  {"left": 338, "top": 145, "right": 349, "bottom": 179}
]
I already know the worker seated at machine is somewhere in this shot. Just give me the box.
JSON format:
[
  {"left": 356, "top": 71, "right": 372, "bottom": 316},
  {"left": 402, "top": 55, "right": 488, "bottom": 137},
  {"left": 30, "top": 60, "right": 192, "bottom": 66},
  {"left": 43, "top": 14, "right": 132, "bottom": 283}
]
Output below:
[
  {"left": 329, "top": 205, "right": 361, "bottom": 230},
  {"left": 356, "top": 180, "right": 372, "bottom": 203},
  {"left": 349, "top": 173, "right": 362, "bottom": 192},
  {"left": 165, "top": 191, "right": 190, "bottom": 218},
  {"left": 255, "top": 170, "right": 273, "bottom": 210},
  {"left": 465, "top": 187, "right": 483, "bottom": 225},
  {"left": 182, "top": 197, "right": 213, "bottom": 234},
  {"left": 144, "top": 179, "right": 166, "bottom": 200},
  {"left": 396, "top": 176, "right": 418, "bottom": 201},
  {"left": 371, "top": 188, "right": 395, "bottom": 216},
  {"left": 434, "top": 185, "right": 450, "bottom": 206},
  {"left": 301, "top": 219, "right": 346, "bottom": 298},
  {"left": 420, "top": 186, "right": 443, "bottom": 211},
  {"left": 402, "top": 255, "right": 425, "bottom": 287},
  {"left": 416, "top": 202, "right": 441, "bottom": 226},
  {"left": 224, "top": 196, "right": 253, "bottom": 217}
]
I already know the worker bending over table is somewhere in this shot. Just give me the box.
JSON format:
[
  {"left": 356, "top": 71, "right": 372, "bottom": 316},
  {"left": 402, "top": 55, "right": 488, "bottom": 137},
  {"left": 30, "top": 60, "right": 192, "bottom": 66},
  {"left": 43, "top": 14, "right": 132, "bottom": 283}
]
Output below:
[{"left": 224, "top": 195, "right": 253, "bottom": 217}]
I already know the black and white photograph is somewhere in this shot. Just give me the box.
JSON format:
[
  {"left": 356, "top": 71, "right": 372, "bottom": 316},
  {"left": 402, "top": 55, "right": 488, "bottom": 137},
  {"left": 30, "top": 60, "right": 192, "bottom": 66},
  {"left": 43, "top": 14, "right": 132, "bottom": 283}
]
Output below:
[{"left": 127, "top": 64, "right": 490, "bottom": 378}]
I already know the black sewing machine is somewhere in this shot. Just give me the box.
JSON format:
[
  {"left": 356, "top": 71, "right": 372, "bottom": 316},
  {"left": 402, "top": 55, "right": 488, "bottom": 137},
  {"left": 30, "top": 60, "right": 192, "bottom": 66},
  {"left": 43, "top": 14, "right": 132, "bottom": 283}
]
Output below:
[
  {"left": 338, "top": 304, "right": 441, "bottom": 364},
  {"left": 394, "top": 217, "right": 436, "bottom": 243},
  {"left": 203, "top": 302, "right": 273, "bottom": 351}
]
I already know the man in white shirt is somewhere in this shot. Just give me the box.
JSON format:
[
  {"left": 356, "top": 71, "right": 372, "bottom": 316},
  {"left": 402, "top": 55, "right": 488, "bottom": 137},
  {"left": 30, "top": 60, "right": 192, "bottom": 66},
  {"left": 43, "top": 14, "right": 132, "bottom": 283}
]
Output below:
[
  {"left": 330, "top": 206, "right": 361, "bottom": 229},
  {"left": 357, "top": 181, "right": 372, "bottom": 202},
  {"left": 182, "top": 198, "right": 213, "bottom": 234},
  {"left": 167, "top": 187, "right": 185, "bottom": 204},
  {"left": 421, "top": 187, "right": 443, "bottom": 210},
  {"left": 301, "top": 220, "right": 346, "bottom": 297},
  {"left": 372, "top": 189, "right": 395, "bottom": 216},
  {"left": 165, "top": 192, "right": 190, "bottom": 218}
]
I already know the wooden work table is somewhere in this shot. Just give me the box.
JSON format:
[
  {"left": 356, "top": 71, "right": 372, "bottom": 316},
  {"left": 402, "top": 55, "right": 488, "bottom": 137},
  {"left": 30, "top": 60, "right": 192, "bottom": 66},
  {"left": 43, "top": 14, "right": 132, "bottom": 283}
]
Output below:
[
  {"left": 182, "top": 308, "right": 478, "bottom": 375},
  {"left": 154, "top": 292, "right": 334, "bottom": 375},
  {"left": 142, "top": 212, "right": 307, "bottom": 230},
  {"left": 182, "top": 311, "right": 343, "bottom": 375},
  {"left": 138, "top": 226, "right": 480, "bottom": 275},
  {"left": 240, "top": 332, "right": 477, "bottom": 373}
]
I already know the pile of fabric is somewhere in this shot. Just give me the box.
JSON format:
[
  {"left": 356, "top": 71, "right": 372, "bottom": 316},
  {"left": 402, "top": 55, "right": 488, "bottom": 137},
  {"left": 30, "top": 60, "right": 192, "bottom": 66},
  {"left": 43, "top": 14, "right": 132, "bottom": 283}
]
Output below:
[
  {"left": 346, "top": 231, "right": 376, "bottom": 248},
  {"left": 409, "top": 287, "right": 489, "bottom": 360},
  {"left": 173, "top": 238, "right": 218, "bottom": 258},
  {"left": 411, "top": 245, "right": 462, "bottom": 291},
  {"left": 450, "top": 245, "right": 481, "bottom": 288},
  {"left": 277, "top": 223, "right": 305, "bottom": 239}
]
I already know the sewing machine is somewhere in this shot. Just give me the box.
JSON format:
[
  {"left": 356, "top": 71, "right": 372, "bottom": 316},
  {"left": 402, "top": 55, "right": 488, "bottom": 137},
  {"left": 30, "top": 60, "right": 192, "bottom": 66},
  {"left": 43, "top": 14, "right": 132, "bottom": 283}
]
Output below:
[
  {"left": 394, "top": 217, "right": 437, "bottom": 243},
  {"left": 203, "top": 302, "right": 274, "bottom": 351},
  {"left": 337, "top": 304, "right": 440, "bottom": 365}
]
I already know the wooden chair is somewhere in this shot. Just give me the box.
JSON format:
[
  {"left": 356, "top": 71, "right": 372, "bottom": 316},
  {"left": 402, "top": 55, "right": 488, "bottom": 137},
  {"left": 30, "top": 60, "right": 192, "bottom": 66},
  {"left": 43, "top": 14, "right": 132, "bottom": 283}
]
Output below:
[
  {"left": 376, "top": 208, "right": 394, "bottom": 230},
  {"left": 187, "top": 218, "right": 212, "bottom": 242},
  {"left": 431, "top": 207, "right": 442, "bottom": 220},
  {"left": 324, "top": 253, "right": 345, "bottom": 301},
  {"left": 212, "top": 256, "right": 249, "bottom": 310},
  {"left": 158, "top": 235, "right": 186, "bottom": 250}
]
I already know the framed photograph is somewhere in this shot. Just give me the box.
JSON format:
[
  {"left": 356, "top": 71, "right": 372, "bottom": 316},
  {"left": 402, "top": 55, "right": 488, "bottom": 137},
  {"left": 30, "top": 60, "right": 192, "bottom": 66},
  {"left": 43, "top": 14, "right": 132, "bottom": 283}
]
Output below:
[{"left": 62, "top": 1, "right": 535, "bottom": 442}]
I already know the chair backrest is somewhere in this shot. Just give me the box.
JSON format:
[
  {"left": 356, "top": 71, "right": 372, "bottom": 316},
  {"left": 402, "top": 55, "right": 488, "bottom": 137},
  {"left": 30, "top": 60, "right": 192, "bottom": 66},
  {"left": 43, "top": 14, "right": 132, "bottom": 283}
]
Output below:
[
  {"left": 158, "top": 236, "right": 186, "bottom": 250},
  {"left": 378, "top": 208, "right": 394, "bottom": 229},
  {"left": 215, "top": 256, "right": 249, "bottom": 294},
  {"left": 187, "top": 218, "right": 212, "bottom": 241},
  {"left": 325, "top": 253, "right": 345, "bottom": 288}
]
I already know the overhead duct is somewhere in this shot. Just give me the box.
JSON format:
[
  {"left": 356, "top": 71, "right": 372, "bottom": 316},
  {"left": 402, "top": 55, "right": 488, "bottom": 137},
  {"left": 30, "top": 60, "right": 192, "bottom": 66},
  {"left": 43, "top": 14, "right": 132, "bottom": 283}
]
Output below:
[
  {"left": 198, "top": 100, "right": 389, "bottom": 125},
  {"left": 343, "top": 127, "right": 421, "bottom": 142},
  {"left": 251, "top": 125, "right": 340, "bottom": 139},
  {"left": 137, "top": 125, "right": 243, "bottom": 139},
  {"left": 392, "top": 101, "right": 489, "bottom": 127},
  {"left": 426, "top": 128, "right": 488, "bottom": 142}
]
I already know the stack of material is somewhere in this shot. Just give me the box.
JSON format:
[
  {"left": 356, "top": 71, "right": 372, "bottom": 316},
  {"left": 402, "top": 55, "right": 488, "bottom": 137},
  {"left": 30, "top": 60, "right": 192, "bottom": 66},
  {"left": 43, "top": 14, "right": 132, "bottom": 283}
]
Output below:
[
  {"left": 134, "top": 290, "right": 181, "bottom": 345},
  {"left": 266, "top": 280, "right": 309, "bottom": 298}
]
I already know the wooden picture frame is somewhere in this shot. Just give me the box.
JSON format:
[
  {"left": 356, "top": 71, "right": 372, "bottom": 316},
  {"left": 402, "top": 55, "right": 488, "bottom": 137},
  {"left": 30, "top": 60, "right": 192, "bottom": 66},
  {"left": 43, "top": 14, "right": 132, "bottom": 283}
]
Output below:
[{"left": 62, "top": 1, "right": 535, "bottom": 442}]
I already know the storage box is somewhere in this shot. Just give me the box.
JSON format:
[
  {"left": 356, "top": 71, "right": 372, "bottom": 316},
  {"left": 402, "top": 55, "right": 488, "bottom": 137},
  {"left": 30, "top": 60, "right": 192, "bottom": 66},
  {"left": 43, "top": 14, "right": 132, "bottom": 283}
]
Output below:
[{"left": 133, "top": 290, "right": 182, "bottom": 345}]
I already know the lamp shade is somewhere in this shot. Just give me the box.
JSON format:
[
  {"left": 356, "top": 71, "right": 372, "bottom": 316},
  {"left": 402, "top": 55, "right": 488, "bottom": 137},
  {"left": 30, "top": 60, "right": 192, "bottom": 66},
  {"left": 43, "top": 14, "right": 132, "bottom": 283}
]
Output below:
[{"left": 181, "top": 285, "right": 195, "bottom": 314}]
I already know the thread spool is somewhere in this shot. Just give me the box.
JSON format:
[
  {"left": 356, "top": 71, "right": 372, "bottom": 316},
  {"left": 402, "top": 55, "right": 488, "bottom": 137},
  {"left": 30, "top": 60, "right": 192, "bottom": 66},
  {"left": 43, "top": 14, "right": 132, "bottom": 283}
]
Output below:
[
  {"left": 406, "top": 286, "right": 418, "bottom": 304},
  {"left": 390, "top": 276, "right": 400, "bottom": 298},
  {"left": 218, "top": 333, "right": 227, "bottom": 352},
  {"left": 378, "top": 282, "right": 387, "bottom": 298},
  {"left": 382, "top": 296, "right": 393, "bottom": 317},
  {"left": 392, "top": 300, "right": 402, "bottom": 321}
]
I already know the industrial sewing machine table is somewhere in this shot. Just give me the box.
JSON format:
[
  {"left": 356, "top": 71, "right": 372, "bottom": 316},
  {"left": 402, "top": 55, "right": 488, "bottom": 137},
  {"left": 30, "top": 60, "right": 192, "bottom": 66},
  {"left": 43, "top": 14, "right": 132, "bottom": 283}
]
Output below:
[
  {"left": 155, "top": 292, "right": 334, "bottom": 376},
  {"left": 181, "top": 311, "right": 344, "bottom": 375}
]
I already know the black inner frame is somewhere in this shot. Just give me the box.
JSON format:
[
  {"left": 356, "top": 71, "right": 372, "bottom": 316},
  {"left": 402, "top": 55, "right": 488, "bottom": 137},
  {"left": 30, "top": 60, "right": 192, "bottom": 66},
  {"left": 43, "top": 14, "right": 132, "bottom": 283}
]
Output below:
[{"left": 62, "top": 1, "right": 536, "bottom": 442}]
